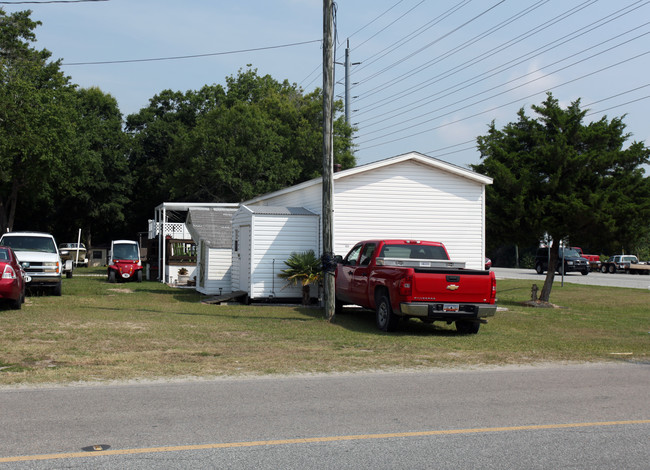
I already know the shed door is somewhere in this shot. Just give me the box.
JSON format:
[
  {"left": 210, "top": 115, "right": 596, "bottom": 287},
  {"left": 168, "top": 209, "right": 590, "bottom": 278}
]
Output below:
[
  {"left": 199, "top": 242, "right": 206, "bottom": 287},
  {"left": 239, "top": 225, "right": 250, "bottom": 292}
]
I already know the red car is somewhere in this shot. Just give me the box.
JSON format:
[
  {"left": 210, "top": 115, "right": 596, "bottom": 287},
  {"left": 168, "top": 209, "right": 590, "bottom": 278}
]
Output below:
[{"left": 0, "top": 246, "right": 26, "bottom": 309}]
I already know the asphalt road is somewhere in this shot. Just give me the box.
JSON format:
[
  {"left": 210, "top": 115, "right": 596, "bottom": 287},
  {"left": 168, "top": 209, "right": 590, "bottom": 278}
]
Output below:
[
  {"left": 492, "top": 267, "right": 650, "bottom": 289},
  {"left": 1, "top": 363, "right": 648, "bottom": 469}
]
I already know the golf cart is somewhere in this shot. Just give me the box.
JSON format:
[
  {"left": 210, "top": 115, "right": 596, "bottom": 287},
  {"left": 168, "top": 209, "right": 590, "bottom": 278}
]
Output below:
[{"left": 107, "top": 240, "right": 143, "bottom": 283}]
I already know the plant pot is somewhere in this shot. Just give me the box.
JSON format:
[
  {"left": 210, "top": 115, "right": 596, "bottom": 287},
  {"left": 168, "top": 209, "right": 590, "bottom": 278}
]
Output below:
[{"left": 178, "top": 274, "right": 189, "bottom": 285}]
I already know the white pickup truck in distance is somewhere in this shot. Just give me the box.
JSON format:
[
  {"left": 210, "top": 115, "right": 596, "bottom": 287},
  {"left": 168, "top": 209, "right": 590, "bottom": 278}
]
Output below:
[{"left": 0, "top": 231, "right": 63, "bottom": 295}]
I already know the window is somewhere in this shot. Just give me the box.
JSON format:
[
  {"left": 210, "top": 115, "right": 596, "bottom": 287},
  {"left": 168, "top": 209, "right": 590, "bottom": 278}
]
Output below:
[
  {"left": 359, "top": 243, "right": 376, "bottom": 266},
  {"left": 344, "top": 244, "right": 363, "bottom": 265}
]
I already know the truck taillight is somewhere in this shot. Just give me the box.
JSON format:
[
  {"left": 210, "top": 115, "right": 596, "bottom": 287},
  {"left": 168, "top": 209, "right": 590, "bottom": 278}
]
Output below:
[
  {"left": 490, "top": 273, "right": 497, "bottom": 304},
  {"left": 399, "top": 275, "right": 413, "bottom": 296}
]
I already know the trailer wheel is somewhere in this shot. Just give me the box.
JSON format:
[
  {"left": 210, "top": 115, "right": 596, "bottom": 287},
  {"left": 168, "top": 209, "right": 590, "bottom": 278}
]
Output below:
[
  {"left": 456, "top": 320, "right": 480, "bottom": 335},
  {"left": 376, "top": 294, "right": 398, "bottom": 332}
]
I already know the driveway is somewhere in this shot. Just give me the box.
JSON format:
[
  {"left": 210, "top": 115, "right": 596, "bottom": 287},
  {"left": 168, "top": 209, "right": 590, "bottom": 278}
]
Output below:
[{"left": 492, "top": 267, "right": 650, "bottom": 290}]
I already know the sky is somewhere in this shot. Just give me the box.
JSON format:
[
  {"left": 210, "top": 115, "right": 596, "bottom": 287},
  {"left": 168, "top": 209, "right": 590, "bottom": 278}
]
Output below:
[{"left": 3, "top": 0, "right": 649, "bottom": 169}]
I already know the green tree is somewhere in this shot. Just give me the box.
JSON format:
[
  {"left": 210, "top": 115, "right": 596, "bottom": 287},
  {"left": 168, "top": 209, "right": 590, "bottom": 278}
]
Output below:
[
  {"left": 126, "top": 68, "right": 356, "bottom": 222},
  {"left": 278, "top": 250, "right": 322, "bottom": 305},
  {"left": 0, "top": 8, "right": 76, "bottom": 232},
  {"left": 52, "top": 87, "right": 130, "bottom": 246},
  {"left": 125, "top": 87, "right": 224, "bottom": 233},
  {"left": 473, "top": 93, "right": 650, "bottom": 302}
]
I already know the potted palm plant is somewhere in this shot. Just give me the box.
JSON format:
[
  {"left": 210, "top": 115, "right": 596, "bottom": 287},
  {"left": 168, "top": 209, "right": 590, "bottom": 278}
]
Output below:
[{"left": 278, "top": 250, "right": 322, "bottom": 305}]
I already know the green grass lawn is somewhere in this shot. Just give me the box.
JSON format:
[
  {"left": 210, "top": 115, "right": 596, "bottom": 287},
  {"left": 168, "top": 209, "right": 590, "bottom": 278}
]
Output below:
[{"left": 0, "top": 269, "right": 648, "bottom": 386}]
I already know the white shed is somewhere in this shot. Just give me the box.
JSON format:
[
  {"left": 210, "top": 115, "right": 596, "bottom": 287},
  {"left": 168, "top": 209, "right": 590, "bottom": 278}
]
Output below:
[
  {"left": 185, "top": 207, "right": 238, "bottom": 295},
  {"left": 232, "top": 205, "right": 320, "bottom": 301},
  {"left": 243, "top": 152, "right": 492, "bottom": 270}
]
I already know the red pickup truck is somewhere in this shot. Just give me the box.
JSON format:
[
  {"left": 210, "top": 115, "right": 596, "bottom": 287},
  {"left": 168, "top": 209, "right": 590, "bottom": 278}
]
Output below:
[{"left": 335, "top": 240, "right": 497, "bottom": 333}]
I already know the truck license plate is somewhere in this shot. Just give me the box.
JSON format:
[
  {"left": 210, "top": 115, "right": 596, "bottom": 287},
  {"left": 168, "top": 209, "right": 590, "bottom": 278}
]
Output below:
[{"left": 443, "top": 304, "right": 459, "bottom": 312}]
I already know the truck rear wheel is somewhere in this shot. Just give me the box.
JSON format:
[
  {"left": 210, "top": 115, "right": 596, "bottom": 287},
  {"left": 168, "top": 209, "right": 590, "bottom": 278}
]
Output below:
[
  {"left": 608, "top": 264, "right": 616, "bottom": 274},
  {"left": 535, "top": 264, "right": 543, "bottom": 274},
  {"left": 601, "top": 265, "right": 608, "bottom": 273},
  {"left": 376, "top": 294, "right": 398, "bottom": 332},
  {"left": 456, "top": 320, "right": 480, "bottom": 334}
]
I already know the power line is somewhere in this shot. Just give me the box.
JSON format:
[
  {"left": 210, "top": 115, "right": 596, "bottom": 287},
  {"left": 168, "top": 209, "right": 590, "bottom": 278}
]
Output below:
[
  {"left": 0, "top": 0, "right": 108, "bottom": 4},
  {"left": 422, "top": 86, "right": 650, "bottom": 160},
  {"left": 299, "top": 0, "right": 416, "bottom": 89},
  {"left": 356, "top": 51, "right": 650, "bottom": 149},
  {"left": 354, "top": 0, "right": 506, "bottom": 86},
  {"left": 348, "top": 0, "right": 432, "bottom": 63},
  {"left": 354, "top": 0, "right": 594, "bottom": 106},
  {"left": 586, "top": 95, "right": 650, "bottom": 117},
  {"left": 62, "top": 39, "right": 321, "bottom": 66},
  {"left": 360, "top": 26, "right": 650, "bottom": 135},
  {"left": 356, "top": 0, "right": 643, "bottom": 121}
]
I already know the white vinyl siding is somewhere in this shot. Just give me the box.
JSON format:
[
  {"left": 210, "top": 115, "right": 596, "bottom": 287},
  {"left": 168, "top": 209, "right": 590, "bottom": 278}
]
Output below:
[
  {"left": 333, "top": 161, "right": 485, "bottom": 267},
  {"left": 250, "top": 215, "right": 319, "bottom": 299},
  {"left": 248, "top": 158, "right": 487, "bottom": 270},
  {"left": 232, "top": 207, "right": 319, "bottom": 300},
  {"left": 196, "top": 246, "right": 232, "bottom": 295}
]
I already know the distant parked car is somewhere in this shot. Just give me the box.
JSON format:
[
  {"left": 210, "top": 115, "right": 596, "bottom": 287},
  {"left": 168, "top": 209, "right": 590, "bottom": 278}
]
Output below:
[
  {"left": 0, "top": 246, "right": 26, "bottom": 309},
  {"left": 535, "top": 247, "right": 589, "bottom": 275}
]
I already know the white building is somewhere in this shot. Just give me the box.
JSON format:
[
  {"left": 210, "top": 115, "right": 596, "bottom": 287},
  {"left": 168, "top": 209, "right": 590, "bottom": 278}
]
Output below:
[
  {"left": 231, "top": 206, "right": 319, "bottom": 301},
  {"left": 185, "top": 207, "right": 238, "bottom": 295},
  {"left": 243, "top": 151, "right": 492, "bottom": 270},
  {"left": 150, "top": 152, "right": 492, "bottom": 301}
]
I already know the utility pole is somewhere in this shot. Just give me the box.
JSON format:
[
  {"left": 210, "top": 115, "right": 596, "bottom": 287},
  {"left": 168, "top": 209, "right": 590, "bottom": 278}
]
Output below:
[
  {"left": 322, "top": 0, "right": 335, "bottom": 322},
  {"left": 344, "top": 39, "right": 351, "bottom": 124},
  {"left": 336, "top": 39, "right": 360, "bottom": 124}
]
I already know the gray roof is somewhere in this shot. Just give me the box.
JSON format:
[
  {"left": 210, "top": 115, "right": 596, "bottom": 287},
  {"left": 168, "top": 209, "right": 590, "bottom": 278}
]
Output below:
[
  {"left": 245, "top": 206, "right": 318, "bottom": 216},
  {"left": 186, "top": 208, "right": 236, "bottom": 249}
]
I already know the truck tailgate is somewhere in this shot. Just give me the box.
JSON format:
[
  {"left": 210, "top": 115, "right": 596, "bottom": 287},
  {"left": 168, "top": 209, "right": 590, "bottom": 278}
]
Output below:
[{"left": 412, "top": 269, "right": 494, "bottom": 303}]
